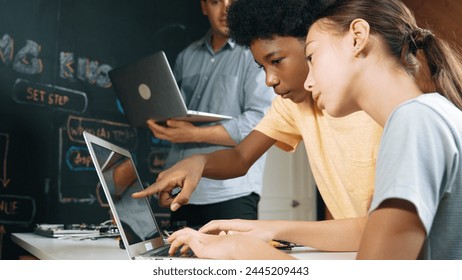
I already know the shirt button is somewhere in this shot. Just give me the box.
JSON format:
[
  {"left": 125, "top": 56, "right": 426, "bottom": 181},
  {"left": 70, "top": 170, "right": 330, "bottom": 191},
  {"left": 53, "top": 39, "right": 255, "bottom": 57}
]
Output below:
[{"left": 211, "top": 58, "right": 215, "bottom": 63}]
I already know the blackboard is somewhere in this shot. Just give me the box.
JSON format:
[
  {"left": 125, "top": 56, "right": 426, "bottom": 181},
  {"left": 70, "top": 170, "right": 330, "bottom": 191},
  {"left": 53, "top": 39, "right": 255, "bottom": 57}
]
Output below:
[{"left": 0, "top": 0, "right": 209, "bottom": 259}]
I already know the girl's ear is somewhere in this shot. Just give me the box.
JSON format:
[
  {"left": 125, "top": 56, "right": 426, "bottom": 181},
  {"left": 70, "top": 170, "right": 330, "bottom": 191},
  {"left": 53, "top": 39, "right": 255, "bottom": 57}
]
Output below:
[{"left": 349, "top": 19, "right": 370, "bottom": 57}]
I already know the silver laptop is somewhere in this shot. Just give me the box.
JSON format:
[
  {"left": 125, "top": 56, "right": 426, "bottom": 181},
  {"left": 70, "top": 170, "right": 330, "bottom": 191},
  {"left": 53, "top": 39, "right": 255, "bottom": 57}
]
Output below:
[
  {"left": 109, "top": 51, "right": 232, "bottom": 128},
  {"left": 83, "top": 131, "right": 195, "bottom": 260}
]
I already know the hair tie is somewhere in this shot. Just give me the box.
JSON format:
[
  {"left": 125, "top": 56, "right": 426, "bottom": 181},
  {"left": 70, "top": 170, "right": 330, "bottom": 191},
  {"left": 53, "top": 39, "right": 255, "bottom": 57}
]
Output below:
[{"left": 408, "top": 27, "right": 433, "bottom": 52}]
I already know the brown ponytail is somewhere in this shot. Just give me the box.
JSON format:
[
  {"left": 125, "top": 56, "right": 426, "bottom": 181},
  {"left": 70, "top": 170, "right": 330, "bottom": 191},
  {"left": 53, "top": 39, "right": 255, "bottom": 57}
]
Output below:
[{"left": 419, "top": 32, "right": 462, "bottom": 110}]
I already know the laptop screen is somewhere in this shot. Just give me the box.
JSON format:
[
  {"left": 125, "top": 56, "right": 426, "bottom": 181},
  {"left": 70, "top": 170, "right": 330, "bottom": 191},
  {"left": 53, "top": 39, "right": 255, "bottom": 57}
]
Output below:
[{"left": 89, "top": 141, "right": 161, "bottom": 245}]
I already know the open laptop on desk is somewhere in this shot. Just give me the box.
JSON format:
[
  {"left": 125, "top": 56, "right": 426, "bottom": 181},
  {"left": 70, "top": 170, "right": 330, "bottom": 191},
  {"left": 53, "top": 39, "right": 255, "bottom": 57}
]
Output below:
[
  {"left": 109, "top": 51, "right": 232, "bottom": 127},
  {"left": 84, "top": 131, "right": 195, "bottom": 260}
]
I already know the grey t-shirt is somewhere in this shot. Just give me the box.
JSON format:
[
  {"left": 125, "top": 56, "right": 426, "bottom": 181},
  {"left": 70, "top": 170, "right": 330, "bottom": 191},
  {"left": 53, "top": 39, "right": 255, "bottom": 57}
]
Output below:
[{"left": 370, "top": 93, "right": 462, "bottom": 259}]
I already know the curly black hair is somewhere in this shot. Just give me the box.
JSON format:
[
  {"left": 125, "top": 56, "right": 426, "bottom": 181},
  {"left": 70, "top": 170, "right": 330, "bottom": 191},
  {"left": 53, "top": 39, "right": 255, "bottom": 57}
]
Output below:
[{"left": 227, "top": 0, "right": 333, "bottom": 47}]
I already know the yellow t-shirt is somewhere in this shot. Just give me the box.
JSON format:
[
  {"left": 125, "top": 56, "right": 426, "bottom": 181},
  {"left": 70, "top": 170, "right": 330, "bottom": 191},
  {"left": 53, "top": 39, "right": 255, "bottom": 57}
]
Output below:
[{"left": 255, "top": 96, "right": 382, "bottom": 219}]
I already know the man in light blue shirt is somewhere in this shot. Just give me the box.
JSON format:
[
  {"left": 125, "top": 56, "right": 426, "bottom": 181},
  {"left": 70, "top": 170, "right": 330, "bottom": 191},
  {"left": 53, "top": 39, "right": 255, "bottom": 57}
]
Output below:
[{"left": 147, "top": 0, "right": 274, "bottom": 228}]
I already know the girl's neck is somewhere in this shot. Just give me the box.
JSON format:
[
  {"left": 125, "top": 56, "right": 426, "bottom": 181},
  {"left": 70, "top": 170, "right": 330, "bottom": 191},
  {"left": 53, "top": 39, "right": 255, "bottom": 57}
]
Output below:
[{"left": 357, "top": 68, "right": 423, "bottom": 127}]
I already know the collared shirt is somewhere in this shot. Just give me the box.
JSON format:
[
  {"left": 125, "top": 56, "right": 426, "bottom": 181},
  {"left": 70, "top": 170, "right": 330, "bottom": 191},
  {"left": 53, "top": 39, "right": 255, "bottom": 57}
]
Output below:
[{"left": 166, "top": 30, "right": 275, "bottom": 204}]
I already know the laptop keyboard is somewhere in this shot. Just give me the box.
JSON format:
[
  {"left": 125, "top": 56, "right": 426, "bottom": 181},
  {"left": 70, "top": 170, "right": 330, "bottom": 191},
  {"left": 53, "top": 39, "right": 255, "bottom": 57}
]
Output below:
[
  {"left": 139, "top": 244, "right": 196, "bottom": 259},
  {"left": 154, "top": 245, "right": 171, "bottom": 257}
]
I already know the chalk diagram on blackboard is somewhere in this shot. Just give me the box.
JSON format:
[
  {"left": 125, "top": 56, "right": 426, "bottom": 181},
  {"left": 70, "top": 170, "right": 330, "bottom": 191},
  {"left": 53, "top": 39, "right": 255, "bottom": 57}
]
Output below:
[
  {"left": 12, "top": 40, "right": 43, "bottom": 75},
  {"left": 0, "top": 194, "right": 36, "bottom": 226},
  {"left": 0, "top": 34, "right": 42, "bottom": 75},
  {"left": 57, "top": 116, "right": 137, "bottom": 206},
  {"left": 66, "top": 115, "right": 137, "bottom": 147},
  {"left": 0, "top": 134, "right": 37, "bottom": 226},
  {"left": 12, "top": 78, "right": 88, "bottom": 114},
  {"left": 0, "top": 133, "right": 10, "bottom": 188},
  {"left": 0, "top": 34, "right": 13, "bottom": 66}
]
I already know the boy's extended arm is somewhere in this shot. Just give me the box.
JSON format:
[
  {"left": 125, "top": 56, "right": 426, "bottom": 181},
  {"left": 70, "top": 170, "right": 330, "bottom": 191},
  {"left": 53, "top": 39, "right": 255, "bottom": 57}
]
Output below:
[
  {"left": 132, "top": 131, "right": 275, "bottom": 210},
  {"left": 202, "top": 130, "right": 275, "bottom": 179}
]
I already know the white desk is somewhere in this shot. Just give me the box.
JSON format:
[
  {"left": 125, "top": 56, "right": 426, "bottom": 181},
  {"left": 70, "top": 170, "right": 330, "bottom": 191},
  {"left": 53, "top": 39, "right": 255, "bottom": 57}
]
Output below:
[
  {"left": 12, "top": 233, "right": 129, "bottom": 260},
  {"left": 289, "top": 246, "right": 356, "bottom": 260},
  {"left": 12, "top": 232, "right": 356, "bottom": 260}
]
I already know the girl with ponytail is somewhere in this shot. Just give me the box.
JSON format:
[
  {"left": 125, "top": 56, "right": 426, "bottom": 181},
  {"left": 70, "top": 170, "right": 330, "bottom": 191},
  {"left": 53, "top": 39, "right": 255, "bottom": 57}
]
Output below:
[{"left": 305, "top": 0, "right": 462, "bottom": 259}]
